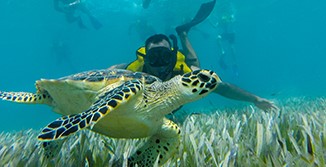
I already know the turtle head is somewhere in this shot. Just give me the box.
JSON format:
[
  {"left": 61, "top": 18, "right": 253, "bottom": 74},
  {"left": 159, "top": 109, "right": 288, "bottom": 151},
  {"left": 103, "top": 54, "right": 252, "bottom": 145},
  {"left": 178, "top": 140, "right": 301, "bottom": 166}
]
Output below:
[{"left": 179, "top": 69, "right": 221, "bottom": 101}]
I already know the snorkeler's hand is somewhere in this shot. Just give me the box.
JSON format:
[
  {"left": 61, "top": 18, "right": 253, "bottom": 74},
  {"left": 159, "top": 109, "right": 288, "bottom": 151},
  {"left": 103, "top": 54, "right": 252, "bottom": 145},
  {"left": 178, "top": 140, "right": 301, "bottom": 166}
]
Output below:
[{"left": 254, "top": 97, "right": 279, "bottom": 112}]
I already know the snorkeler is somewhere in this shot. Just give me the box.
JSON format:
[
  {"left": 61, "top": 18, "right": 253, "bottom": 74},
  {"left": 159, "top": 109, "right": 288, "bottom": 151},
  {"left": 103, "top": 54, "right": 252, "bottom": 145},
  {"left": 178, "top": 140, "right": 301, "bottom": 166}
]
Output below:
[
  {"left": 210, "top": 0, "right": 239, "bottom": 77},
  {"left": 50, "top": 39, "right": 77, "bottom": 72},
  {"left": 53, "top": 0, "right": 102, "bottom": 30},
  {"left": 109, "top": 0, "right": 278, "bottom": 112}
]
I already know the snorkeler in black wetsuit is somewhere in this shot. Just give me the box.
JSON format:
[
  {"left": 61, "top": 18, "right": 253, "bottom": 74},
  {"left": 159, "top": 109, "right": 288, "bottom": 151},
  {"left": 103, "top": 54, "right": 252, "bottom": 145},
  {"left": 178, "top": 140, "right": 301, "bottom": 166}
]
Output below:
[{"left": 53, "top": 0, "right": 102, "bottom": 30}]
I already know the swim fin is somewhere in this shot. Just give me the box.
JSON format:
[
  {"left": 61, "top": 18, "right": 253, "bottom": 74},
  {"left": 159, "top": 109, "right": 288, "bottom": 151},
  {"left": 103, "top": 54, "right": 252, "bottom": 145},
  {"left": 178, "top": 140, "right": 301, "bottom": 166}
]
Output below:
[
  {"left": 176, "top": 0, "right": 216, "bottom": 34},
  {"left": 89, "top": 15, "right": 103, "bottom": 30}
]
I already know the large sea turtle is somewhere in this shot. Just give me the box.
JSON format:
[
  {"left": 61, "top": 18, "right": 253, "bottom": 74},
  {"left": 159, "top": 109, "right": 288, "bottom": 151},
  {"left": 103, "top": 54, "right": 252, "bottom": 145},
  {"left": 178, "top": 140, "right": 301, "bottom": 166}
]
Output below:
[{"left": 0, "top": 69, "right": 220, "bottom": 166}]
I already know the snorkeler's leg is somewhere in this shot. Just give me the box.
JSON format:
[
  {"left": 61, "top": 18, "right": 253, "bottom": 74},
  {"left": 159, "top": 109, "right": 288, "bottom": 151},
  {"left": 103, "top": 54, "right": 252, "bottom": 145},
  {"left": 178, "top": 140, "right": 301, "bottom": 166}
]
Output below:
[
  {"left": 175, "top": 0, "right": 216, "bottom": 68},
  {"left": 76, "top": 17, "right": 88, "bottom": 29},
  {"left": 88, "top": 15, "right": 103, "bottom": 29},
  {"left": 65, "top": 12, "right": 78, "bottom": 23},
  {"left": 178, "top": 31, "right": 200, "bottom": 68},
  {"left": 65, "top": 12, "right": 88, "bottom": 29},
  {"left": 78, "top": 4, "right": 102, "bottom": 29}
]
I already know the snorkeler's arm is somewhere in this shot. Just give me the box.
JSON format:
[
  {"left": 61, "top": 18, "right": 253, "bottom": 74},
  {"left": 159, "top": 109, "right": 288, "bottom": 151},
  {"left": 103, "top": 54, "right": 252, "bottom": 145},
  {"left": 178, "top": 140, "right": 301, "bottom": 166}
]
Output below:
[
  {"left": 214, "top": 82, "right": 279, "bottom": 111},
  {"left": 108, "top": 63, "right": 128, "bottom": 70},
  {"left": 178, "top": 32, "right": 200, "bottom": 68}
]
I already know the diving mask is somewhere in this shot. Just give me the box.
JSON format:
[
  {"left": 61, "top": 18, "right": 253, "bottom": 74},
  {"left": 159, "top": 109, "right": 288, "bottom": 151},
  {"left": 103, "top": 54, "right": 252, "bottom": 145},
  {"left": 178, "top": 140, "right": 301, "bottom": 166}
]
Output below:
[
  {"left": 144, "top": 47, "right": 177, "bottom": 81},
  {"left": 145, "top": 47, "right": 176, "bottom": 67}
]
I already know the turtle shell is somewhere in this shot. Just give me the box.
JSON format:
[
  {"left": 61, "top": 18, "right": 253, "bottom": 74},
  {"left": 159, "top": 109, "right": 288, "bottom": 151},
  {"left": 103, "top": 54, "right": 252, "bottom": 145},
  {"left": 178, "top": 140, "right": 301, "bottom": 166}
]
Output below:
[{"left": 36, "top": 69, "right": 159, "bottom": 115}]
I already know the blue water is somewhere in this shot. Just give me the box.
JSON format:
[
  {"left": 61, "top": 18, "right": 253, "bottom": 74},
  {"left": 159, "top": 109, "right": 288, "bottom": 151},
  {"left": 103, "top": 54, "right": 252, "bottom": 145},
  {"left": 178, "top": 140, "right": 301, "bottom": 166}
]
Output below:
[{"left": 0, "top": 0, "right": 325, "bottom": 131}]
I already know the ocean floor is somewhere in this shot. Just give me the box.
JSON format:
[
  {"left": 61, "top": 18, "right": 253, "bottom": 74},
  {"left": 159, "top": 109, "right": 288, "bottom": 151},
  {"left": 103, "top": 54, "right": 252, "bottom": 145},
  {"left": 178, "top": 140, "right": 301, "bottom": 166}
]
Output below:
[{"left": 1, "top": 97, "right": 325, "bottom": 166}]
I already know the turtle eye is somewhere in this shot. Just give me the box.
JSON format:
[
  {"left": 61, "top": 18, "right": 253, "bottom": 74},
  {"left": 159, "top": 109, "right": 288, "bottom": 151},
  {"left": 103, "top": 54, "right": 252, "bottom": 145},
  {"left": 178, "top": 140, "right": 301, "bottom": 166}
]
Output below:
[{"left": 197, "top": 73, "right": 210, "bottom": 82}]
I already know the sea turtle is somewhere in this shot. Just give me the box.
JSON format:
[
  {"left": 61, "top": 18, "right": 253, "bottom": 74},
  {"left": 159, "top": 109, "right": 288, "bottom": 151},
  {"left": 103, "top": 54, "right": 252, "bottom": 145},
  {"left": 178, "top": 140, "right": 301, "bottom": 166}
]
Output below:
[{"left": 0, "top": 68, "right": 221, "bottom": 166}]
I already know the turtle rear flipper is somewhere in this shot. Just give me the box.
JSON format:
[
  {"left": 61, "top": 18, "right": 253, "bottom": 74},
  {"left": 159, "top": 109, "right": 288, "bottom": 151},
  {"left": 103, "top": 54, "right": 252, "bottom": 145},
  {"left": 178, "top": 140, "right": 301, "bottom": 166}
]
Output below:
[
  {"left": 128, "top": 118, "right": 180, "bottom": 166},
  {"left": 38, "top": 79, "right": 142, "bottom": 141},
  {"left": 0, "top": 91, "right": 52, "bottom": 104}
]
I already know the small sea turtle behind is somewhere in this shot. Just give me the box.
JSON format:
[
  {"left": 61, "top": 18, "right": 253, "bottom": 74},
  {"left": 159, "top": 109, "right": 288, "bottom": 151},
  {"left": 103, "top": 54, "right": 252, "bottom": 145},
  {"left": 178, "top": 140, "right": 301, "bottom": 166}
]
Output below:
[{"left": 0, "top": 69, "right": 220, "bottom": 166}]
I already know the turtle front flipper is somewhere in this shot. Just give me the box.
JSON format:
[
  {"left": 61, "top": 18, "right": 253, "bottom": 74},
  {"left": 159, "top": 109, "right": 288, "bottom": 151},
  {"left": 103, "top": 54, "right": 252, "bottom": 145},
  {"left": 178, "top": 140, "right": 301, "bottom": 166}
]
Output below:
[
  {"left": 38, "top": 79, "right": 142, "bottom": 141},
  {"left": 0, "top": 91, "right": 52, "bottom": 104},
  {"left": 128, "top": 118, "right": 181, "bottom": 166}
]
